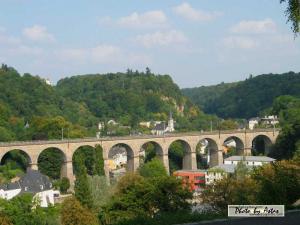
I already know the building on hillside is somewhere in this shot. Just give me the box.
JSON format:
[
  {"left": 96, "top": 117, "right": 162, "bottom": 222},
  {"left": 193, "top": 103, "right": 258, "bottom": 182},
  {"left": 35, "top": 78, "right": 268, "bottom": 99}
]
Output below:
[
  {"left": 248, "top": 117, "right": 260, "bottom": 130},
  {"left": 248, "top": 115, "right": 279, "bottom": 130},
  {"left": 107, "top": 119, "right": 118, "bottom": 126},
  {"left": 139, "top": 121, "right": 152, "bottom": 128},
  {"left": 224, "top": 156, "right": 275, "bottom": 166},
  {"left": 173, "top": 170, "right": 206, "bottom": 192},
  {"left": 260, "top": 115, "right": 279, "bottom": 126},
  {"left": 205, "top": 164, "right": 236, "bottom": 185},
  {"left": 0, "top": 168, "right": 59, "bottom": 207},
  {"left": 205, "top": 156, "right": 276, "bottom": 184},
  {"left": 151, "top": 112, "right": 175, "bottom": 135}
]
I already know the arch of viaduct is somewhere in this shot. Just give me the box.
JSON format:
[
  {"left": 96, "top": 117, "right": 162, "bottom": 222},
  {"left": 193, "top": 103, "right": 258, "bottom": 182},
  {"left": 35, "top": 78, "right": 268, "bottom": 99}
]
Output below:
[{"left": 0, "top": 129, "right": 279, "bottom": 183}]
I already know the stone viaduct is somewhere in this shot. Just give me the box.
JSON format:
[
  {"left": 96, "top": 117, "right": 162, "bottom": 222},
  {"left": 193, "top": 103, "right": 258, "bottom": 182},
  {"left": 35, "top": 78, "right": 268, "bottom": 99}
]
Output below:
[{"left": 0, "top": 129, "right": 279, "bottom": 183}]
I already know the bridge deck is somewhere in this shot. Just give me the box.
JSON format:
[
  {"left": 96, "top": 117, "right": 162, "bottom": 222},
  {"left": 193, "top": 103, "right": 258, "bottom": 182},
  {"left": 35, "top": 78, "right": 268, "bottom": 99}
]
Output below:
[{"left": 0, "top": 128, "right": 279, "bottom": 147}]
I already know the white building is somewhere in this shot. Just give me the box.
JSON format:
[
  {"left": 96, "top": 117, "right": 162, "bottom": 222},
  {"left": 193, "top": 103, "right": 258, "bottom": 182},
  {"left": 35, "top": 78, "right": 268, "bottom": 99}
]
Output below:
[
  {"left": 248, "top": 117, "right": 260, "bottom": 130},
  {"left": 205, "top": 156, "right": 276, "bottom": 184},
  {"left": 113, "top": 152, "right": 127, "bottom": 168},
  {"left": 224, "top": 156, "right": 275, "bottom": 166},
  {"left": 248, "top": 115, "right": 279, "bottom": 130},
  {"left": 139, "top": 121, "right": 152, "bottom": 128},
  {"left": 0, "top": 168, "right": 58, "bottom": 207},
  {"left": 107, "top": 119, "right": 118, "bottom": 126},
  {"left": 261, "top": 115, "right": 279, "bottom": 126},
  {"left": 151, "top": 112, "right": 175, "bottom": 135},
  {"left": 205, "top": 164, "right": 235, "bottom": 185}
]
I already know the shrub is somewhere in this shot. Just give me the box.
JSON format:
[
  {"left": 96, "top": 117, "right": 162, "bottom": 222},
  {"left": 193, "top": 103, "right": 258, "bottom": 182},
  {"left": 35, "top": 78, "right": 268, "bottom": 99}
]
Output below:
[{"left": 60, "top": 177, "right": 70, "bottom": 194}]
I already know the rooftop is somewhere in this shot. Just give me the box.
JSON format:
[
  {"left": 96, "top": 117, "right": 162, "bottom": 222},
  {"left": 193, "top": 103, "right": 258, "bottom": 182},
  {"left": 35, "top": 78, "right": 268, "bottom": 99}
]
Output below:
[
  {"left": 224, "top": 156, "right": 276, "bottom": 162},
  {"left": 210, "top": 164, "right": 255, "bottom": 173},
  {"left": 0, "top": 168, "right": 52, "bottom": 193}
]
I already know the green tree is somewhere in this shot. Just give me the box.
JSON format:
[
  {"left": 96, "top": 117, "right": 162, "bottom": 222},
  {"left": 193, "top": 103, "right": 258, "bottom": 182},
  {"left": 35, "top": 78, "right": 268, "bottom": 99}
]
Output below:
[
  {"left": 95, "top": 145, "right": 105, "bottom": 176},
  {"left": 0, "top": 194, "right": 60, "bottom": 225},
  {"left": 0, "top": 126, "right": 14, "bottom": 142},
  {"left": 280, "top": 0, "right": 300, "bottom": 35},
  {"left": 100, "top": 173, "right": 193, "bottom": 224},
  {"left": 139, "top": 158, "right": 167, "bottom": 178},
  {"left": 168, "top": 142, "right": 185, "bottom": 173},
  {"left": 74, "top": 159, "right": 93, "bottom": 209},
  {"left": 201, "top": 176, "right": 259, "bottom": 215},
  {"left": 234, "top": 160, "right": 250, "bottom": 181},
  {"left": 252, "top": 161, "right": 300, "bottom": 205},
  {"left": 270, "top": 96, "right": 300, "bottom": 159},
  {"left": 0, "top": 212, "right": 13, "bottom": 225},
  {"left": 61, "top": 197, "right": 98, "bottom": 225},
  {"left": 38, "top": 148, "right": 65, "bottom": 179},
  {"left": 59, "top": 177, "right": 70, "bottom": 194}
]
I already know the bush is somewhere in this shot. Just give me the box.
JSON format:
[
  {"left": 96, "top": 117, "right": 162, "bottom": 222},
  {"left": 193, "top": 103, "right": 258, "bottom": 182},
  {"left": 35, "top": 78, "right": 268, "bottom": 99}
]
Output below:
[
  {"left": 138, "top": 158, "right": 167, "bottom": 178},
  {"left": 99, "top": 172, "right": 193, "bottom": 224},
  {"left": 61, "top": 197, "right": 98, "bottom": 225},
  {"left": 60, "top": 177, "right": 70, "bottom": 194}
]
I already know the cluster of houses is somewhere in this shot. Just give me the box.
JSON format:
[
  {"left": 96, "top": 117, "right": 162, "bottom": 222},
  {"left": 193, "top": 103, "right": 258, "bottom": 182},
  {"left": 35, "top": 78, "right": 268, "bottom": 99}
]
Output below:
[
  {"left": 248, "top": 115, "right": 279, "bottom": 130},
  {"left": 174, "top": 155, "right": 276, "bottom": 191},
  {"left": 97, "top": 112, "right": 176, "bottom": 138}
]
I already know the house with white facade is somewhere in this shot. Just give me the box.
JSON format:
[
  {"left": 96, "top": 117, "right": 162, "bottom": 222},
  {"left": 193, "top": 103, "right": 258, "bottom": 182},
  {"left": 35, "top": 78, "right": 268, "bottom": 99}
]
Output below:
[
  {"left": 0, "top": 168, "right": 58, "bottom": 207},
  {"left": 224, "top": 156, "right": 275, "bottom": 166},
  {"left": 248, "top": 117, "right": 260, "bottom": 130},
  {"left": 205, "top": 156, "right": 276, "bottom": 184},
  {"left": 151, "top": 112, "right": 175, "bottom": 135},
  {"left": 248, "top": 115, "right": 279, "bottom": 130},
  {"left": 260, "top": 115, "right": 279, "bottom": 126}
]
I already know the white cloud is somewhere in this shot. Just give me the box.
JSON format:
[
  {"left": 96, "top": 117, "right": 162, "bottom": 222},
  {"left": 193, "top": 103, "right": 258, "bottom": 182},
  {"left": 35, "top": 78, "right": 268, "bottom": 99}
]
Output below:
[
  {"left": 118, "top": 10, "right": 167, "bottom": 28},
  {"left": 230, "top": 18, "right": 277, "bottom": 34},
  {"left": 135, "top": 30, "right": 188, "bottom": 48},
  {"left": 173, "top": 2, "right": 221, "bottom": 22},
  {"left": 23, "top": 25, "right": 55, "bottom": 42},
  {"left": 222, "top": 36, "right": 259, "bottom": 49},
  {"left": 99, "top": 10, "right": 168, "bottom": 29}
]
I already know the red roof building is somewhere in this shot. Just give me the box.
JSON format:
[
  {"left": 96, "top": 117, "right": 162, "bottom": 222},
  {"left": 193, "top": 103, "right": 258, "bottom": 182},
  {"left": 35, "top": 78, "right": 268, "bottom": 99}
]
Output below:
[{"left": 173, "top": 170, "right": 206, "bottom": 192}]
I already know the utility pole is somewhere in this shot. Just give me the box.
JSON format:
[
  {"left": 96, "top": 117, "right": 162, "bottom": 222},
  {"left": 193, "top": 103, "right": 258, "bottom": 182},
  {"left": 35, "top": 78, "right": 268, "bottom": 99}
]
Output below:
[{"left": 210, "top": 120, "right": 213, "bottom": 132}]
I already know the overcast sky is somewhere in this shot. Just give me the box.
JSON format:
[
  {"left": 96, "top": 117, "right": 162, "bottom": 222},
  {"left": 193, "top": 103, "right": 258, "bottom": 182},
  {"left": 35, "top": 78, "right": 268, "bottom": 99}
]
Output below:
[{"left": 1, "top": 0, "right": 300, "bottom": 88}]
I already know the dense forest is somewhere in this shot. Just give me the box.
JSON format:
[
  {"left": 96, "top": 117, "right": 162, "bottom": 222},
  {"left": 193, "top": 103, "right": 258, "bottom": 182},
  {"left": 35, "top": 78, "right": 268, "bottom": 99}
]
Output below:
[
  {"left": 0, "top": 65, "right": 223, "bottom": 142},
  {"left": 182, "top": 72, "right": 300, "bottom": 119}
]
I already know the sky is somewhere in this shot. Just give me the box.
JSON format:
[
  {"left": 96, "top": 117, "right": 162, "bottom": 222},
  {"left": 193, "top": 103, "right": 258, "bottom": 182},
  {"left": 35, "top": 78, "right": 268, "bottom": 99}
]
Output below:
[{"left": 0, "top": 0, "right": 300, "bottom": 88}]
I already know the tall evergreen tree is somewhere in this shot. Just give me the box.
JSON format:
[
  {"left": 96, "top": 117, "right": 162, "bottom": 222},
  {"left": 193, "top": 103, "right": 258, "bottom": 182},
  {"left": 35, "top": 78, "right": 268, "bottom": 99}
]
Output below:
[
  {"left": 74, "top": 159, "right": 93, "bottom": 209},
  {"left": 95, "top": 145, "right": 105, "bottom": 176}
]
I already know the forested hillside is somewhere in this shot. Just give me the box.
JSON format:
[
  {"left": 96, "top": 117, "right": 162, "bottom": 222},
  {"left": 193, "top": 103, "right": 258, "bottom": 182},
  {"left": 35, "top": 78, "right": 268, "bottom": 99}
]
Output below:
[
  {"left": 182, "top": 82, "right": 238, "bottom": 112},
  {"left": 182, "top": 72, "right": 300, "bottom": 119},
  {"left": 56, "top": 70, "right": 186, "bottom": 126},
  {"left": 0, "top": 65, "right": 219, "bottom": 142}
]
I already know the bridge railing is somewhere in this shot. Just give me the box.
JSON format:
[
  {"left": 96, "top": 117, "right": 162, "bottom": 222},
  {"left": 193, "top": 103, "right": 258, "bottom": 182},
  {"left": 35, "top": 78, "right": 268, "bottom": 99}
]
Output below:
[{"left": 0, "top": 128, "right": 280, "bottom": 147}]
